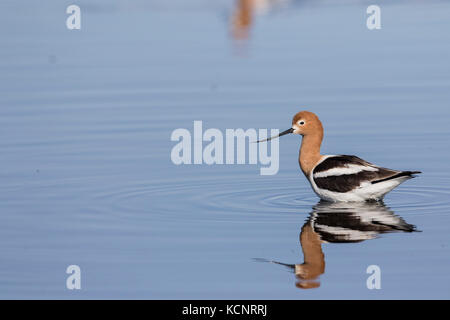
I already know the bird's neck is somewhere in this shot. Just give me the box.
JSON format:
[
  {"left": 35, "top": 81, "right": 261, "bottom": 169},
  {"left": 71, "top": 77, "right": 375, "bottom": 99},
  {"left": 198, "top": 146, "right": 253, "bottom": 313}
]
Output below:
[{"left": 299, "top": 132, "right": 323, "bottom": 176}]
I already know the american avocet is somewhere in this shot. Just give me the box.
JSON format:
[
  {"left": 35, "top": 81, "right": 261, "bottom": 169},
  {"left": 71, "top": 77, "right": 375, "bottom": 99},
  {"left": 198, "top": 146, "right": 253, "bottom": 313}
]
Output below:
[{"left": 257, "top": 111, "right": 421, "bottom": 202}]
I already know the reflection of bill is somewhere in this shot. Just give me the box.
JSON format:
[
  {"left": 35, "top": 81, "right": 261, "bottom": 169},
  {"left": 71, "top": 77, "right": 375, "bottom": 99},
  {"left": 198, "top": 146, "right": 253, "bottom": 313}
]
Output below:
[
  {"left": 257, "top": 201, "right": 417, "bottom": 289},
  {"left": 231, "top": 0, "right": 290, "bottom": 40}
]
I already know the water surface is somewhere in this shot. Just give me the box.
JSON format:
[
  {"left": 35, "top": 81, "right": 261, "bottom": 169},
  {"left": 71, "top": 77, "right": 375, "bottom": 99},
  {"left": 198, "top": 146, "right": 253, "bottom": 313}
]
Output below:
[{"left": 1, "top": 0, "right": 450, "bottom": 299}]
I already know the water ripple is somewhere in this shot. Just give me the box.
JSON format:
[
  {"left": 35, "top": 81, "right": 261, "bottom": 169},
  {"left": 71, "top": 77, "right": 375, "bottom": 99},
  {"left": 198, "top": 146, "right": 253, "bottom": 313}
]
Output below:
[{"left": 89, "top": 174, "right": 450, "bottom": 223}]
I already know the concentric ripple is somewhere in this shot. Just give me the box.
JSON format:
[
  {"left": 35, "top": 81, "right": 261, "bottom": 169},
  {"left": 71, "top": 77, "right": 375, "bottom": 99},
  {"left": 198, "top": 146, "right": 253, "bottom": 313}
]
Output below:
[
  {"left": 382, "top": 175, "right": 450, "bottom": 214},
  {"left": 90, "top": 174, "right": 315, "bottom": 223},
  {"left": 88, "top": 173, "right": 450, "bottom": 223}
]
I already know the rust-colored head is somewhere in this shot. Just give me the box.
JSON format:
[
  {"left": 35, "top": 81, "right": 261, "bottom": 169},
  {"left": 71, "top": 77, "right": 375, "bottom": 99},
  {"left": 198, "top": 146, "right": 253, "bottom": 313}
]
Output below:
[
  {"left": 255, "top": 110, "right": 324, "bottom": 144},
  {"left": 291, "top": 111, "right": 323, "bottom": 137},
  {"left": 254, "top": 110, "right": 325, "bottom": 176}
]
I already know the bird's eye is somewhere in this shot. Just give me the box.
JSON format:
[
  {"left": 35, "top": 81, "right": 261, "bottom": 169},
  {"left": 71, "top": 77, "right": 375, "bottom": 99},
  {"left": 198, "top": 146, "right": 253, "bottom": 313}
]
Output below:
[{"left": 298, "top": 121, "right": 305, "bottom": 126}]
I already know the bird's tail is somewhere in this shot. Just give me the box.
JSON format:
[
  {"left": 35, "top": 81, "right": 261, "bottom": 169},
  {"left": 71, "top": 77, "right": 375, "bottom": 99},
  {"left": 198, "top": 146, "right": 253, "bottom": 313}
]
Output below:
[
  {"left": 400, "top": 170, "right": 422, "bottom": 176},
  {"left": 372, "top": 171, "right": 421, "bottom": 184}
]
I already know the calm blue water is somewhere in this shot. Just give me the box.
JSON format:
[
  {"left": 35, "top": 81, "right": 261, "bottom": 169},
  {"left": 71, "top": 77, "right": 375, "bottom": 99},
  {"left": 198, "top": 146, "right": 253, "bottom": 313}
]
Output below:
[{"left": 1, "top": 0, "right": 450, "bottom": 299}]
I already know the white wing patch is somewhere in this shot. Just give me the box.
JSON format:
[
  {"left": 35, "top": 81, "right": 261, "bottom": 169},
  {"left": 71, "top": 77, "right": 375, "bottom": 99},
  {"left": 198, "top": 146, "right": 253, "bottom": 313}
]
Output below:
[{"left": 313, "top": 164, "right": 378, "bottom": 178}]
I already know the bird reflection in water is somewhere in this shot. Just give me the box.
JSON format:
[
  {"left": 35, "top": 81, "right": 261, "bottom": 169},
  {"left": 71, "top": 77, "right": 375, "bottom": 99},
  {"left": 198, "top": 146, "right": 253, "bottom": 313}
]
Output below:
[
  {"left": 230, "top": 0, "right": 289, "bottom": 40},
  {"left": 257, "top": 201, "right": 417, "bottom": 289}
]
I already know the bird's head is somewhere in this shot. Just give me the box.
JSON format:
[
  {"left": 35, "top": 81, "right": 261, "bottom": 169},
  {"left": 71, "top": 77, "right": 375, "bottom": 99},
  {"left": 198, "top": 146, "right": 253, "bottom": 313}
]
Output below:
[
  {"left": 256, "top": 110, "right": 323, "bottom": 143},
  {"left": 291, "top": 111, "right": 323, "bottom": 137}
]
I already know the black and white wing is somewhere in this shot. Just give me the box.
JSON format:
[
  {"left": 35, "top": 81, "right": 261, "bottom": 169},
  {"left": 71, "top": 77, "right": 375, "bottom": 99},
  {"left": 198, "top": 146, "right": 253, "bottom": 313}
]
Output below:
[{"left": 312, "top": 155, "right": 419, "bottom": 193}]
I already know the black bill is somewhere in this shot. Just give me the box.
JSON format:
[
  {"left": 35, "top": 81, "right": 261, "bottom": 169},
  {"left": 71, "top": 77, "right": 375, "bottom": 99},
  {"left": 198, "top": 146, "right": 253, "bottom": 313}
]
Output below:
[{"left": 256, "top": 128, "right": 294, "bottom": 143}]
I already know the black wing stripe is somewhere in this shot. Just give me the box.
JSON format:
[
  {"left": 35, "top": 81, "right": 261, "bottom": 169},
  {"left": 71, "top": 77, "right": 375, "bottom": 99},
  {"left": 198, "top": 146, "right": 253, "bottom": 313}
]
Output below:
[
  {"left": 314, "top": 170, "right": 381, "bottom": 193},
  {"left": 372, "top": 171, "right": 421, "bottom": 184},
  {"left": 314, "top": 155, "right": 373, "bottom": 174}
]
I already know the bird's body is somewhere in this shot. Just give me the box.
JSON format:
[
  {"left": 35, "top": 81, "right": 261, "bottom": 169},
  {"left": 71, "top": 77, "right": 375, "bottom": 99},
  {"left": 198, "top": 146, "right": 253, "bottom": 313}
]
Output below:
[
  {"left": 307, "top": 154, "right": 420, "bottom": 202},
  {"left": 258, "top": 110, "right": 421, "bottom": 202}
]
